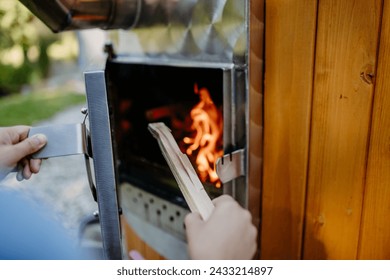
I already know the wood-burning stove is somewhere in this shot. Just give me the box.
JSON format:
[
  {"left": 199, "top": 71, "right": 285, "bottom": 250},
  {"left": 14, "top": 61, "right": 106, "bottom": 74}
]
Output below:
[
  {"left": 20, "top": 0, "right": 264, "bottom": 260},
  {"left": 83, "top": 55, "right": 247, "bottom": 258}
]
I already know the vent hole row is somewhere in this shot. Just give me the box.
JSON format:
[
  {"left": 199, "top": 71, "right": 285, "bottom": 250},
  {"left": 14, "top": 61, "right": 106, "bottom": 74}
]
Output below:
[{"left": 132, "top": 193, "right": 182, "bottom": 222}]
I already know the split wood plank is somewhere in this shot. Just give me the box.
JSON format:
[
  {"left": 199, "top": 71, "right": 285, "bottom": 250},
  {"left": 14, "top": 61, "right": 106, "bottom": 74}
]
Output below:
[{"left": 148, "top": 122, "right": 214, "bottom": 220}]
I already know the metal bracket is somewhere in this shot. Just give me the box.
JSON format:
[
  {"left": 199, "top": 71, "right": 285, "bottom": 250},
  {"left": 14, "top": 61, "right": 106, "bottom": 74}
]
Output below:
[{"left": 215, "top": 148, "right": 246, "bottom": 183}]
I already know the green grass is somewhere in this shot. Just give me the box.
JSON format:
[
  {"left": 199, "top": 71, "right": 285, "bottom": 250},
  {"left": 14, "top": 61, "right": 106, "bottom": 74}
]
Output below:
[{"left": 0, "top": 91, "right": 86, "bottom": 126}]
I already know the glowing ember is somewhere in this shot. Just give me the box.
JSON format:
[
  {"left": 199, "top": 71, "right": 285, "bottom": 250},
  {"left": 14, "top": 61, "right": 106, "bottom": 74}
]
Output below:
[{"left": 183, "top": 84, "right": 223, "bottom": 188}]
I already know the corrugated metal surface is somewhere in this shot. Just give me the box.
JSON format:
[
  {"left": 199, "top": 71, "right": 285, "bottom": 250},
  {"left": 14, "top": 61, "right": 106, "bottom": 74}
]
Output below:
[{"left": 111, "top": 0, "right": 248, "bottom": 64}]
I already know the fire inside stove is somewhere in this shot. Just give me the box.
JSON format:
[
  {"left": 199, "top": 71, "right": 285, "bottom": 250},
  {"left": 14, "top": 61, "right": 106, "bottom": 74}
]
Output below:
[
  {"left": 106, "top": 61, "right": 224, "bottom": 206},
  {"left": 182, "top": 83, "right": 223, "bottom": 188}
]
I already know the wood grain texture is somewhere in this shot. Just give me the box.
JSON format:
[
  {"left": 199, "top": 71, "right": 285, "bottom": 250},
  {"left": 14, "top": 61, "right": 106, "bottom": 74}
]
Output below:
[
  {"left": 303, "top": 0, "right": 382, "bottom": 259},
  {"left": 261, "top": 0, "right": 317, "bottom": 259},
  {"left": 358, "top": 0, "right": 390, "bottom": 260}
]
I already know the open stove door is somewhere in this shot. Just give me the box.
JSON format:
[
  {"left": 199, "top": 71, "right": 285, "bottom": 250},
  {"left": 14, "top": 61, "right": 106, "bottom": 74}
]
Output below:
[{"left": 84, "top": 70, "right": 122, "bottom": 260}]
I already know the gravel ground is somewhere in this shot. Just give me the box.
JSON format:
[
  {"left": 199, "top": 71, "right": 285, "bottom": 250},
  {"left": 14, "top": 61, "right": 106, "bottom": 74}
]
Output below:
[{"left": 2, "top": 104, "right": 98, "bottom": 239}]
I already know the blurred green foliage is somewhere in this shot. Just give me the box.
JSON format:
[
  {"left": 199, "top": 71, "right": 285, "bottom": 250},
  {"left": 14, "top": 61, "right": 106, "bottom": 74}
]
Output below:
[
  {"left": 0, "top": 1, "right": 55, "bottom": 94},
  {"left": 0, "top": 91, "right": 86, "bottom": 126}
]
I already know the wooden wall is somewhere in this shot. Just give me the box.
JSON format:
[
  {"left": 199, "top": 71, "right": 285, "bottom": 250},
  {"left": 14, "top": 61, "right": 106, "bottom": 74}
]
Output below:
[{"left": 261, "top": 0, "right": 390, "bottom": 259}]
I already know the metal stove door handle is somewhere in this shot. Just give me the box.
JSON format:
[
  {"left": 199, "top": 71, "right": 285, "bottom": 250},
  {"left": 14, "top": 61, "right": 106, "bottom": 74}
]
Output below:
[
  {"left": 23, "top": 123, "right": 98, "bottom": 202},
  {"left": 28, "top": 123, "right": 89, "bottom": 159},
  {"left": 9, "top": 123, "right": 90, "bottom": 177},
  {"left": 11, "top": 124, "right": 91, "bottom": 175}
]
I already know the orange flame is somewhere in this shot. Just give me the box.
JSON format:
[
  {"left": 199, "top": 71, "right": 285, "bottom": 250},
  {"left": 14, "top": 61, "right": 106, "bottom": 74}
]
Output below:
[{"left": 183, "top": 84, "right": 223, "bottom": 188}]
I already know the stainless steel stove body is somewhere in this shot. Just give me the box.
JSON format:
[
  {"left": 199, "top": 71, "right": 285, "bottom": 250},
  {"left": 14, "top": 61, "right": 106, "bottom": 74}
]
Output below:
[{"left": 20, "top": 0, "right": 252, "bottom": 260}]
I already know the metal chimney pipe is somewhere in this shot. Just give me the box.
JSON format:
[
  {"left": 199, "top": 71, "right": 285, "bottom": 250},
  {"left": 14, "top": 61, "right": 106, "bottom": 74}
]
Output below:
[
  {"left": 19, "top": 0, "right": 140, "bottom": 32},
  {"left": 19, "top": 0, "right": 198, "bottom": 32}
]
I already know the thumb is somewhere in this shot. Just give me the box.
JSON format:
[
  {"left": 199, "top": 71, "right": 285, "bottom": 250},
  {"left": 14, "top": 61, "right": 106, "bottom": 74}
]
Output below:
[{"left": 12, "top": 134, "right": 47, "bottom": 161}]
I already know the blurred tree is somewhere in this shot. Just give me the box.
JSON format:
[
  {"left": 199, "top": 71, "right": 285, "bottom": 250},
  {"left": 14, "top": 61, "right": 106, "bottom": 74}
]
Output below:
[{"left": 0, "top": 1, "right": 55, "bottom": 95}]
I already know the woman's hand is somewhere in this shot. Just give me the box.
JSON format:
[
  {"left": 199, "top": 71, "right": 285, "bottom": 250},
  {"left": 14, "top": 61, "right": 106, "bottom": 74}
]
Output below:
[{"left": 0, "top": 126, "right": 47, "bottom": 181}]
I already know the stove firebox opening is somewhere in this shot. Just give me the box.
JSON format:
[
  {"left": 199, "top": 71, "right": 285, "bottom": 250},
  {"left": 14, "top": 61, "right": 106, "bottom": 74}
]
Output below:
[{"left": 107, "top": 61, "right": 225, "bottom": 208}]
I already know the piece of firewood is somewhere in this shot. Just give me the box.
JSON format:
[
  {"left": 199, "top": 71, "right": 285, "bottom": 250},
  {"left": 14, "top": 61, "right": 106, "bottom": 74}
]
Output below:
[{"left": 148, "top": 122, "right": 214, "bottom": 220}]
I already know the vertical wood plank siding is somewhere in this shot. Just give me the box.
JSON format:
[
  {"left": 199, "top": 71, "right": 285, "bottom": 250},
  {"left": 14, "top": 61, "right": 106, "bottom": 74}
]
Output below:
[
  {"left": 303, "top": 0, "right": 382, "bottom": 260},
  {"left": 261, "top": 0, "right": 318, "bottom": 259},
  {"left": 358, "top": 0, "right": 390, "bottom": 260},
  {"left": 262, "top": 0, "right": 390, "bottom": 259}
]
